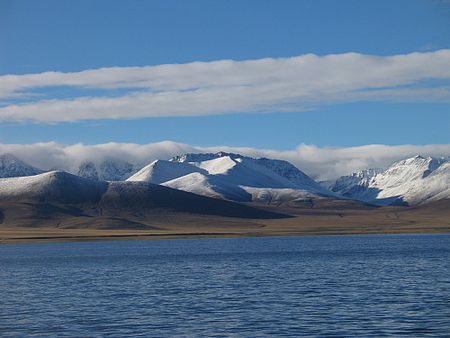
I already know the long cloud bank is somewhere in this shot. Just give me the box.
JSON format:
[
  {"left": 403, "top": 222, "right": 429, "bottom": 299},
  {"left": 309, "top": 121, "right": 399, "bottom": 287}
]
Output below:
[
  {"left": 0, "top": 50, "right": 449, "bottom": 122},
  {"left": 1, "top": 141, "right": 450, "bottom": 180}
]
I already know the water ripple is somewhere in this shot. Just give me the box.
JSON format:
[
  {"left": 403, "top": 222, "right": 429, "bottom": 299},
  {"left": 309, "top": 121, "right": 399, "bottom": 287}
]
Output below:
[{"left": 0, "top": 234, "right": 449, "bottom": 337}]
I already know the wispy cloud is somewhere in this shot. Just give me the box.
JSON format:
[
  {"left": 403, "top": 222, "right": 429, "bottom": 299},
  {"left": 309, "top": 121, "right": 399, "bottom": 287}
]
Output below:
[
  {"left": 1, "top": 141, "right": 450, "bottom": 180},
  {"left": 0, "top": 50, "right": 449, "bottom": 122}
]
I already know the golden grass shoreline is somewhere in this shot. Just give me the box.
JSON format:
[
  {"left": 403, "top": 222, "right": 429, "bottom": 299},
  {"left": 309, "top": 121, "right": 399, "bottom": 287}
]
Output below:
[
  {"left": 1, "top": 222, "right": 449, "bottom": 244},
  {"left": 2, "top": 199, "right": 449, "bottom": 244}
]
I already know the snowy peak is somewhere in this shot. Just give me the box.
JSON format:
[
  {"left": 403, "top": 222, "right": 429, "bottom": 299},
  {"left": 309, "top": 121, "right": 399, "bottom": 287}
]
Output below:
[
  {"left": 330, "top": 155, "right": 450, "bottom": 205},
  {"left": 171, "top": 152, "right": 327, "bottom": 191},
  {"left": 77, "top": 161, "right": 99, "bottom": 180},
  {"left": 99, "top": 159, "right": 134, "bottom": 181},
  {"left": 129, "top": 152, "right": 335, "bottom": 204},
  {"left": 373, "top": 155, "right": 446, "bottom": 194},
  {"left": 170, "top": 151, "right": 241, "bottom": 163},
  {"left": 127, "top": 160, "right": 206, "bottom": 184},
  {"left": 0, "top": 153, "right": 42, "bottom": 178},
  {"left": 385, "top": 155, "right": 445, "bottom": 180},
  {"left": 77, "top": 159, "right": 134, "bottom": 181},
  {"left": 331, "top": 168, "right": 382, "bottom": 197}
]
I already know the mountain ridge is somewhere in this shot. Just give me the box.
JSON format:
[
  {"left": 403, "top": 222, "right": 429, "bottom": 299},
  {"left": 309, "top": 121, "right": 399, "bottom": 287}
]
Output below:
[
  {"left": 329, "top": 155, "right": 450, "bottom": 205},
  {"left": 128, "top": 152, "right": 335, "bottom": 205}
]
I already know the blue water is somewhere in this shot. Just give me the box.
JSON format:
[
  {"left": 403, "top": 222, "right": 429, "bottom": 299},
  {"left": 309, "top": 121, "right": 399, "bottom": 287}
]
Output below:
[{"left": 1, "top": 234, "right": 449, "bottom": 337}]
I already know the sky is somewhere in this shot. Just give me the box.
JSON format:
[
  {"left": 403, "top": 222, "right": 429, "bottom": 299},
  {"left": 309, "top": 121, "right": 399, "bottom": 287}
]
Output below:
[{"left": 0, "top": 0, "right": 449, "bottom": 175}]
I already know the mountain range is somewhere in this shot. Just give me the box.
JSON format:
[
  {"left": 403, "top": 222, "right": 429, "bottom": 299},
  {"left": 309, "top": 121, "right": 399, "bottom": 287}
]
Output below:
[{"left": 0, "top": 152, "right": 449, "bottom": 207}]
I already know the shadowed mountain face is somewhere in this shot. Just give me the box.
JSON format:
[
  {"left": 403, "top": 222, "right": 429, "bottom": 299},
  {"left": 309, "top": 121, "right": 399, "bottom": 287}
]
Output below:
[
  {"left": 0, "top": 171, "right": 289, "bottom": 229},
  {"left": 100, "top": 182, "right": 289, "bottom": 219}
]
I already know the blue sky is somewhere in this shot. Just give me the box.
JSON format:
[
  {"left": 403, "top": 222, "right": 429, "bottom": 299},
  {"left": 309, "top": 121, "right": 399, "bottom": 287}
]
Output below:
[{"left": 0, "top": 0, "right": 449, "bottom": 148}]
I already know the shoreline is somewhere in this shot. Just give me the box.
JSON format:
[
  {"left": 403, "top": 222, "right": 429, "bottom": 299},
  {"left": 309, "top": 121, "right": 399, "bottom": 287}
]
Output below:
[{"left": 1, "top": 227, "right": 449, "bottom": 245}]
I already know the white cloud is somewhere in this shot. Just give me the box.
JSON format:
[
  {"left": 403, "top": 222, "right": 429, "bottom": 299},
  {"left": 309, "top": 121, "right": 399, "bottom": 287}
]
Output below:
[
  {"left": 0, "top": 141, "right": 198, "bottom": 172},
  {"left": 0, "top": 50, "right": 449, "bottom": 122},
  {"left": 1, "top": 141, "right": 450, "bottom": 180}
]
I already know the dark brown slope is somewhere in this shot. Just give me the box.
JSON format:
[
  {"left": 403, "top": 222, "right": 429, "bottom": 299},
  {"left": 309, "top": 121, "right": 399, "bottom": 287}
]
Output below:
[
  {"left": 99, "top": 181, "right": 290, "bottom": 219},
  {"left": 0, "top": 171, "right": 289, "bottom": 229}
]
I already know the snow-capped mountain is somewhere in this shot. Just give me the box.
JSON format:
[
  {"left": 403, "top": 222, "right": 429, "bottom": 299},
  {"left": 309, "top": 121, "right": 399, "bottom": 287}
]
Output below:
[
  {"left": 0, "top": 170, "right": 107, "bottom": 204},
  {"left": 128, "top": 152, "right": 334, "bottom": 204},
  {"left": 330, "top": 155, "right": 450, "bottom": 205},
  {"left": 0, "top": 171, "right": 286, "bottom": 227},
  {"left": 0, "top": 153, "right": 43, "bottom": 178},
  {"left": 0, "top": 153, "right": 136, "bottom": 182},
  {"left": 330, "top": 168, "right": 383, "bottom": 198},
  {"left": 76, "top": 159, "right": 135, "bottom": 181}
]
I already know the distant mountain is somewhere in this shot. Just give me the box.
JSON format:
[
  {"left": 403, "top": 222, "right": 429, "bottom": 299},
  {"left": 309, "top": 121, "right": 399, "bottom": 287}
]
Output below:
[
  {"left": 128, "top": 152, "right": 334, "bottom": 205},
  {"left": 77, "top": 161, "right": 99, "bottom": 181},
  {"left": 329, "top": 155, "right": 450, "bottom": 205},
  {"left": 0, "top": 171, "right": 288, "bottom": 228},
  {"left": 0, "top": 153, "right": 42, "bottom": 178},
  {"left": 76, "top": 159, "right": 135, "bottom": 181},
  {"left": 330, "top": 168, "right": 383, "bottom": 198},
  {"left": 0, "top": 154, "right": 136, "bottom": 181}
]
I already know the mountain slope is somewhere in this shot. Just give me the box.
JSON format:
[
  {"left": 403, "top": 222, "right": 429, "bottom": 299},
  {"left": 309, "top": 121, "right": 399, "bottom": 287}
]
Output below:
[
  {"left": 0, "top": 153, "right": 43, "bottom": 178},
  {"left": 128, "top": 152, "right": 335, "bottom": 204},
  {"left": 0, "top": 171, "right": 288, "bottom": 229},
  {"left": 330, "top": 155, "right": 450, "bottom": 205}
]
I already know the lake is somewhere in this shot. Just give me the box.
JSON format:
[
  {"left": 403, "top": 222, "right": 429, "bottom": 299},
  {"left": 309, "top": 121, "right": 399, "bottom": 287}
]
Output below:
[{"left": 1, "top": 234, "right": 449, "bottom": 337}]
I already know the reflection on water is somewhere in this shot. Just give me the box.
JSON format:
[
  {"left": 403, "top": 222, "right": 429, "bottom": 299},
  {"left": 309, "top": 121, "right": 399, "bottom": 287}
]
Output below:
[{"left": 1, "top": 234, "right": 449, "bottom": 336}]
